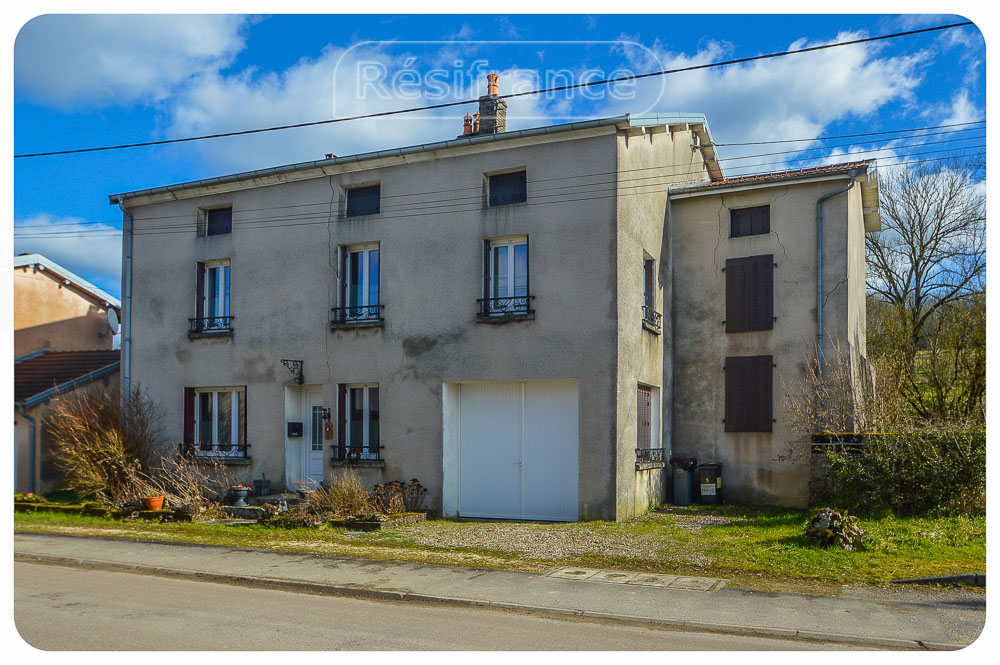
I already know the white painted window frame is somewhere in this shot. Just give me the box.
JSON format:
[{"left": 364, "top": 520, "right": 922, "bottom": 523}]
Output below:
[
  {"left": 201, "top": 259, "right": 231, "bottom": 328},
  {"left": 342, "top": 243, "right": 380, "bottom": 319},
  {"left": 194, "top": 386, "right": 243, "bottom": 454},
  {"left": 344, "top": 383, "right": 379, "bottom": 459}
]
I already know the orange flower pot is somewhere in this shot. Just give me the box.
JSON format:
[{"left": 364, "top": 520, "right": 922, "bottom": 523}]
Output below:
[{"left": 143, "top": 495, "right": 165, "bottom": 510}]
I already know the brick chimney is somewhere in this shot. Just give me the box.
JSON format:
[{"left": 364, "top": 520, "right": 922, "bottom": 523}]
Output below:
[{"left": 477, "top": 71, "right": 506, "bottom": 135}]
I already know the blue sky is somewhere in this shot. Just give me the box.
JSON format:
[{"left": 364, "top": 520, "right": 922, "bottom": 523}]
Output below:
[{"left": 12, "top": 14, "right": 986, "bottom": 296}]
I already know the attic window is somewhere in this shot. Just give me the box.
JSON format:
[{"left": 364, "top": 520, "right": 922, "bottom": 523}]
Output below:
[
  {"left": 730, "top": 205, "right": 769, "bottom": 238},
  {"left": 198, "top": 207, "right": 233, "bottom": 237},
  {"left": 488, "top": 170, "right": 527, "bottom": 207},
  {"left": 346, "top": 185, "right": 381, "bottom": 217}
]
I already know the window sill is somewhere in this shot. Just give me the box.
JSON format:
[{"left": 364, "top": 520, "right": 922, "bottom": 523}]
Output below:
[
  {"left": 476, "top": 311, "right": 535, "bottom": 324},
  {"left": 188, "top": 329, "right": 233, "bottom": 340},
  {"left": 189, "top": 455, "right": 252, "bottom": 466},
  {"left": 330, "top": 318, "right": 384, "bottom": 331},
  {"left": 642, "top": 320, "right": 662, "bottom": 336},
  {"left": 330, "top": 459, "right": 385, "bottom": 469}
]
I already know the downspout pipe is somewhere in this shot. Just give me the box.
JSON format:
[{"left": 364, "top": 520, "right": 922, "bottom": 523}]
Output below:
[
  {"left": 17, "top": 404, "right": 36, "bottom": 493},
  {"left": 117, "top": 199, "right": 133, "bottom": 406},
  {"left": 815, "top": 170, "right": 857, "bottom": 416}
]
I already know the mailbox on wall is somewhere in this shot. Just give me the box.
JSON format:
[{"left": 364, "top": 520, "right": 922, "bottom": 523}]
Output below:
[{"left": 287, "top": 421, "right": 303, "bottom": 437}]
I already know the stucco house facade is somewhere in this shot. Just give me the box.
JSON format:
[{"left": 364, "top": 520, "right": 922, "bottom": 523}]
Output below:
[{"left": 109, "top": 86, "right": 879, "bottom": 520}]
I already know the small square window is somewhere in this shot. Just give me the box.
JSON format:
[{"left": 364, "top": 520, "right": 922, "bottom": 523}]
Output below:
[
  {"left": 346, "top": 185, "right": 381, "bottom": 217},
  {"left": 204, "top": 207, "right": 233, "bottom": 236},
  {"left": 730, "top": 205, "right": 770, "bottom": 238},
  {"left": 488, "top": 171, "right": 527, "bottom": 207}
]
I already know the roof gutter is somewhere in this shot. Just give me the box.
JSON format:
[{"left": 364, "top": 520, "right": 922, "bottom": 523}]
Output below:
[
  {"left": 815, "top": 169, "right": 857, "bottom": 421},
  {"left": 15, "top": 404, "right": 36, "bottom": 493}
]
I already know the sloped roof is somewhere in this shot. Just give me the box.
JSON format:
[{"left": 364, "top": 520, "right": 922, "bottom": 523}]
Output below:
[
  {"left": 14, "top": 253, "right": 121, "bottom": 311},
  {"left": 14, "top": 350, "right": 120, "bottom": 406},
  {"left": 670, "top": 161, "right": 873, "bottom": 195}
]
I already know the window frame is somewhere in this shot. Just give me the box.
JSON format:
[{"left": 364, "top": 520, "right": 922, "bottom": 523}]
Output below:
[
  {"left": 340, "top": 243, "right": 380, "bottom": 320},
  {"left": 193, "top": 386, "right": 246, "bottom": 455},
  {"left": 482, "top": 236, "right": 530, "bottom": 316},
  {"left": 197, "top": 259, "right": 231, "bottom": 331},
  {"left": 340, "top": 383, "right": 380, "bottom": 460},
  {"left": 345, "top": 184, "right": 381, "bottom": 218},
  {"left": 729, "top": 205, "right": 770, "bottom": 238},
  {"left": 198, "top": 206, "right": 233, "bottom": 237},
  {"left": 487, "top": 169, "right": 527, "bottom": 207}
]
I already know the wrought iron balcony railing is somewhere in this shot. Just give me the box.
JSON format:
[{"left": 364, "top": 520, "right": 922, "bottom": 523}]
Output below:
[
  {"left": 331, "top": 304, "right": 384, "bottom": 327},
  {"left": 642, "top": 305, "right": 662, "bottom": 333},
  {"left": 189, "top": 316, "right": 233, "bottom": 334},
  {"left": 476, "top": 295, "right": 535, "bottom": 320},
  {"left": 331, "top": 444, "right": 384, "bottom": 462},
  {"left": 179, "top": 441, "right": 250, "bottom": 459},
  {"left": 636, "top": 447, "right": 666, "bottom": 465}
]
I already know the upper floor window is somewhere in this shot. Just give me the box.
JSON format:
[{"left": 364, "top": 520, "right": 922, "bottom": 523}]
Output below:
[
  {"left": 346, "top": 184, "right": 381, "bottom": 217},
  {"left": 191, "top": 259, "right": 231, "bottom": 334},
  {"left": 479, "top": 237, "right": 532, "bottom": 318},
  {"left": 488, "top": 170, "right": 527, "bottom": 207},
  {"left": 725, "top": 254, "right": 773, "bottom": 333},
  {"left": 642, "top": 255, "right": 661, "bottom": 333},
  {"left": 198, "top": 207, "right": 233, "bottom": 237},
  {"left": 730, "top": 205, "right": 770, "bottom": 238},
  {"left": 334, "top": 244, "right": 381, "bottom": 324}
]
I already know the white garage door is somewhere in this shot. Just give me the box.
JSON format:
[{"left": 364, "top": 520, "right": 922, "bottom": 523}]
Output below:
[{"left": 458, "top": 379, "right": 579, "bottom": 521}]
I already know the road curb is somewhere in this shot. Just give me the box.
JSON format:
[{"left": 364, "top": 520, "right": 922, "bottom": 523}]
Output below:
[
  {"left": 15, "top": 552, "right": 961, "bottom": 651},
  {"left": 892, "top": 573, "right": 985, "bottom": 587}
]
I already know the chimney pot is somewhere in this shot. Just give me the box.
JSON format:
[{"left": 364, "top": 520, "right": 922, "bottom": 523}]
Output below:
[
  {"left": 473, "top": 111, "right": 480, "bottom": 133},
  {"left": 487, "top": 71, "right": 499, "bottom": 97},
  {"left": 462, "top": 113, "right": 473, "bottom": 136}
]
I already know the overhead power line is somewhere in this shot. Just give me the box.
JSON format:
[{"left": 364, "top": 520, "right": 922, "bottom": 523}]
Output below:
[
  {"left": 13, "top": 21, "right": 973, "bottom": 159},
  {"left": 14, "top": 148, "right": 984, "bottom": 240}
]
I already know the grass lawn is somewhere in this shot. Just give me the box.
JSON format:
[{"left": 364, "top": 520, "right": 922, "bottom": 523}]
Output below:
[{"left": 14, "top": 505, "right": 984, "bottom": 594}]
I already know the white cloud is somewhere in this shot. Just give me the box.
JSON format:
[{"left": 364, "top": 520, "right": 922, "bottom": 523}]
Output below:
[
  {"left": 942, "top": 89, "right": 983, "bottom": 125},
  {"left": 166, "top": 44, "right": 554, "bottom": 173},
  {"left": 15, "top": 15, "right": 250, "bottom": 107},
  {"left": 14, "top": 215, "right": 122, "bottom": 293},
  {"left": 601, "top": 31, "right": 930, "bottom": 173}
]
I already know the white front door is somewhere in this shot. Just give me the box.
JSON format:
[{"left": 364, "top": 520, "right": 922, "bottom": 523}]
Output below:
[
  {"left": 303, "top": 388, "right": 325, "bottom": 486},
  {"left": 458, "top": 379, "right": 579, "bottom": 521}
]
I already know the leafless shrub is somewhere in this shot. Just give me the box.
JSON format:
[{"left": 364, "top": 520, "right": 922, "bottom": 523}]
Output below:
[
  {"left": 46, "top": 384, "right": 164, "bottom": 506},
  {"left": 154, "top": 455, "right": 233, "bottom": 514},
  {"left": 783, "top": 338, "right": 908, "bottom": 436},
  {"left": 372, "top": 479, "right": 427, "bottom": 513},
  {"left": 295, "top": 468, "right": 374, "bottom": 518}
]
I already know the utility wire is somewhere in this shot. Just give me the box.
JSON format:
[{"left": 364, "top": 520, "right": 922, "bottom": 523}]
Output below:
[
  {"left": 712, "top": 120, "right": 984, "bottom": 147},
  {"left": 14, "top": 149, "right": 984, "bottom": 239},
  {"left": 13, "top": 21, "right": 973, "bottom": 159},
  {"left": 17, "top": 121, "right": 986, "bottom": 230}
]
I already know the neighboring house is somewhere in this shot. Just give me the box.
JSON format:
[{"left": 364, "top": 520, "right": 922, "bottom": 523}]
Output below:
[
  {"left": 13, "top": 253, "right": 121, "bottom": 493},
  {"left": 14, "top": 350, "right": 121, "bottom": 493},
  {"left": 108, "top": 75, "right": 879, "bottom": 520},
  {"left": 14, "top": 253, "right": 121, "bottom": 357}
]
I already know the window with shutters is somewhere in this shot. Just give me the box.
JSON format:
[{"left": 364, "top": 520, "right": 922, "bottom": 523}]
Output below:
[
  {"left": 183, "top": 386, "right": 248, "bottom": 457},
  {"left": 335, "top": 384, "right": 381, "bottom": 461},
  {"left": 332, "top": 243, "right": 382, "bottom": 327},
  {"left": 725, "top": 254, "right": 773, "bottom": 333},
  {"left": 730, "top": 205, "right": 770, "bottom": 237},
  {"left": 725, "top": 356, "right": 773, "bottom": 432},
  {"left": 197, "top": 207, "right": 233, "bottom": 237},
  {"left": 487, "top": 170, "right": 527, "bottom": 207},
  {"left": 478, "top": 236, "right": 534, "bottom": 320},
  {"left": 642, "top": 256, "right": 661, "bottom": 333},
  {"left": 345, "top": 184, "right": 381, "bottom": 217},
  {"left": 637, "top": 386, "right": 652, "bottom": 449},
  {"left": 189, "top": 259, "right": 232, "bottom": 336}
]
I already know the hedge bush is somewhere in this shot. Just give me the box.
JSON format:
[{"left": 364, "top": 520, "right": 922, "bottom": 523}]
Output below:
[{"left": 825, "top": 428, "right": 985, "bottom": 517}]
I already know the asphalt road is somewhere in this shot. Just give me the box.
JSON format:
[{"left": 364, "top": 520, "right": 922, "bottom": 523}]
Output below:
[{"left": 14, "top": 562, "right": 855, "bottom": 651}]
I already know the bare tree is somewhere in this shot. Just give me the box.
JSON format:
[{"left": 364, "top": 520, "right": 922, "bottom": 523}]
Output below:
[{"left": 866, "top": 155, "right": 985, "bottom": 355}]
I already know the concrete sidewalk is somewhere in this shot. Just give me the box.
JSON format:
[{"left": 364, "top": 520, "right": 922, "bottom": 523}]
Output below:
[{"left": 14, "top": 532, "right": 983, "bottom": 650}]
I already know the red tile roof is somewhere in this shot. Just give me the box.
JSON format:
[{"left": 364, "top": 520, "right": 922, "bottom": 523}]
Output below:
[
  {"left": 14, "top": 350, "right": 120, "bottom": 403},
  {"left": 675, "top": 160, "right": 873, "bottom": 191}
]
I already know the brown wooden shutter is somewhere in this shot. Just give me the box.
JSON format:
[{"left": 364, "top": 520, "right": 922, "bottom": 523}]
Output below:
[
  {"left": 238, "top": 388, "right": 247, "bottom": 449},
  {"left": 725, "top": 257, "right": 749, "bottom": 332},
  {"left": 643, "top": 259, "right": 655, "bottom": 309},
  {"left": 183, "top": 387, "right": 195, "bottom": 449},
  {"left": 750, "top": 254, "right": 774, "bottom": 331},
  {"left": 482, "top": 240, "right": 491, "bottom": 301},
  {"left": 752, "top": 206, "right": 770, "bottom": 235},
  {"left": 725, "top": 356, "right": 773, "bottom": 432},
  {"left": 337, "top": 383, "right": 347, "bottom": 458},
  {"left": 636, "top": 386, "right": 652, "bottom": 449},
  {"left": 195, "top": 263, "right": 204, "bottom": 323},
  {"left": 730, "top": 205, "right": 770, "bottom": 238}
]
